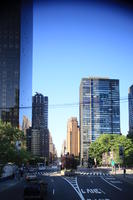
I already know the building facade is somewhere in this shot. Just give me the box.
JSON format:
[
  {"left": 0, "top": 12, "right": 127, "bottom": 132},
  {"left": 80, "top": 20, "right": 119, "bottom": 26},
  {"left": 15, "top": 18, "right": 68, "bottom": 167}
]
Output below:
[
  {"left": 49, "top": 133, "right": 57, "bottom": 163},
  {"left": 67, "top": 117, "right": 80, "bottom": 157},
  {"left": 32, "top": 93, "right": 48, "bottom": 129},
  {"left": 80, "top": 77, "right": 120, "bottom": 163},
  {"left": 31, "top": 129, "right": 41, "bottom": 156},
  {"left": 0, "top": 0, "right": 33, "bottom": 127},
  {"left": 61, "top": 140, "right": 67, "bottom": 156},
  {"left": 22, "top": 115, "right": 31, "bottom": 135},
  {"left": 128, "top": 85, "right": 133, "bottom": 134},
  {"left": 27, "top": 93, "right": 49, "bottom": 160}
]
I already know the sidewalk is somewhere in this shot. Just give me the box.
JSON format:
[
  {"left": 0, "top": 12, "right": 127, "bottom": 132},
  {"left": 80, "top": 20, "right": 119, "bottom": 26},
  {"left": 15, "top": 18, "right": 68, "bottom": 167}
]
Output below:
[{"left": 0, "top": 178, "right": 22, "bottom": 192}]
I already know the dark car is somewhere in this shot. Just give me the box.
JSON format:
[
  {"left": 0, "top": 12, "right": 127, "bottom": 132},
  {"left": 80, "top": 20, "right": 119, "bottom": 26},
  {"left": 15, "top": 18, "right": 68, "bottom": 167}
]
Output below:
[{"left": 23, "top": 178, "right": 47, "bottom": 200}]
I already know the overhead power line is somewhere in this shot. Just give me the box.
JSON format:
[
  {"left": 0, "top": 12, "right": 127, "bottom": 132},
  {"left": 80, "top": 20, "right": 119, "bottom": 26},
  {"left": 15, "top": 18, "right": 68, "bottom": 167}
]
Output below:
[{"left": 0, "top": 96, "right": 132, "bottom": 110}]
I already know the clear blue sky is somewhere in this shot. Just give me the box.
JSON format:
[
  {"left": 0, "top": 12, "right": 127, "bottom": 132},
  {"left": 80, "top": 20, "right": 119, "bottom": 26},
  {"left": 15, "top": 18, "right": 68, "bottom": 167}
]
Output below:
[{"left": 33, "top": 1, "right": 133, "bottom": 155}]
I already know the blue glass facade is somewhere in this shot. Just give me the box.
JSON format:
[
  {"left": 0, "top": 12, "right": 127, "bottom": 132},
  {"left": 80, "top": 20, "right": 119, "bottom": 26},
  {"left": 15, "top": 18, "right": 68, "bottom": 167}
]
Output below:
[
  {"left": 19, "top": 0, "right": 33, "bottom": 127},
  {"left": 0, "top": 0, "right": 33, "bottom": 127},
  {"left": 80, "top": 78, "right": 120, "bottom": 162}
]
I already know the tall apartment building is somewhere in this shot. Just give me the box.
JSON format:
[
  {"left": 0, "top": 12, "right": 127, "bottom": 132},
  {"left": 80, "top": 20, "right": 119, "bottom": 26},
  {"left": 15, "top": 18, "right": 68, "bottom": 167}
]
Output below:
[
  {"left": 0, "top": 0, "right": 33, "bottom": 127},
  {"left": 27, "top": 93, "right": 49, "bottom": 160},
  {"left": 32, "top": 93, "right": 48, "bottom": 129},
  {"left": 128, "top": 85, "right": 133, "bottom": 134},
  {"left": 80, "top": 77, "right": 120, "bottom": 163},
  {"left": 67, "top": 117, "right": 80, "bottom": 157}
]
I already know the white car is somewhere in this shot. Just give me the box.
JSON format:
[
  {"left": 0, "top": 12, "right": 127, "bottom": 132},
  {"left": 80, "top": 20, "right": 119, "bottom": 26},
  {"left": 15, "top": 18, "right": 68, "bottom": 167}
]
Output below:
[
  {"left": 25, "top": 173, "right": 37, "bottom": 181},
  {"left": 51, "top": 165, "right": 58, "bottom": 170},
  {"left": 37, "top": 163, "right": 46, "bottom": 171}
]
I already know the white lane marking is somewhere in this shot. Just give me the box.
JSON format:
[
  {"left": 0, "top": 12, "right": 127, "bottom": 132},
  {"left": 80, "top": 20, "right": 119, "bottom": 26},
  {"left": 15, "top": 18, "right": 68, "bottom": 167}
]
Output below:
[
  {"left": 53, "top": 189, "right": 55, "bottom": 195},
  {"left": 81, "top": 188, "right": 105, "bottom": 194},
  {"left": 87, "top": 199, "right": 110, "bottom": 200},
  {"left": 101, "top": 176, "right": 122, "bottom": 191},
  {"left": 106, "top": 177, "right": 116, "bottom": 180},
  {"left": 99, "top": 188, "right": 106, "bottom": 194},
  {"left": 81, "top": 189, "right": 86, "bottom": 194},
  {"left": 110, "top": 181, "right": 122, "bottom": 184},
  {"left": 62, "top": 177, "right": 85, "bottom": 200}
]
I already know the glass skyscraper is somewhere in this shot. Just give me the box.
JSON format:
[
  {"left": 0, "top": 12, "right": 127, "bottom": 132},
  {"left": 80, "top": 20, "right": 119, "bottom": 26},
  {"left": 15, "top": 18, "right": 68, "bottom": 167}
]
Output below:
[
  {"left": 80, "top": 77, "right": 120, "bottom": 163},
  {"left": 128, "top": 85, "right": 133, "bottom": 134},
  {"left": 0, "top": 0, "right": 33, "bottom": 127}
]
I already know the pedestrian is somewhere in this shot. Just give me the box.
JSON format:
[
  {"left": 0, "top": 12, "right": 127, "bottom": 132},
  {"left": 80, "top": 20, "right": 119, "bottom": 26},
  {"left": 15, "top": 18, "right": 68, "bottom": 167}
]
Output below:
[{"left": 123, "top": 167, "right": 126, "bottom": 178}]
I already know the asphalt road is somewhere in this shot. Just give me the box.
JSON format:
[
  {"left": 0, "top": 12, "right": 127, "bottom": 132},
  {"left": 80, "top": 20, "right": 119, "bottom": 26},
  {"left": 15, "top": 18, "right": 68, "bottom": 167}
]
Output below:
[{"left": 0, "top": 172, "right": 133, "bottom": 200}]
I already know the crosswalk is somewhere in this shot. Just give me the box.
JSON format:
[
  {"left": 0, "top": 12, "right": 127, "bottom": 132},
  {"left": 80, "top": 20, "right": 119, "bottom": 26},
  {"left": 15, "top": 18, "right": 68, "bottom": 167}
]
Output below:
[
  {"left": 75, "top": 171, "right": 110, "bottom": 176},
  {"left": 34, "top": 171, "right": 111, "bottom": 177},
  {"left": 35, "top": 171, "right": 58, "bottom": 176}
]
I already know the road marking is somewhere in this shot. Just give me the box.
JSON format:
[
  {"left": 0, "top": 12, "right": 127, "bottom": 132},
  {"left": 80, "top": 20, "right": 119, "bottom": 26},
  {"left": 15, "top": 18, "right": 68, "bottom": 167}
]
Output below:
[
  {"left": 81, "top": 188, "right": 105, "bottom": 194},
  {"left": 62, "top": 177, "right": 85, "bottom": 200},
  {"left": 81, "top": 189, "right": 86, "bottom": 194},
  {"left": 99, "top": 188, "right": 106, "bottom": 194},
  {"left": 106, "top": 177, "right": 116, "bottom": 180},
  {"left": 87, "top": 199, "right": 110, "bottom": 200},
  {"left": 110, "top": 181, "right": 122, "bottom": 184},
  {"left": 101, "top": 176, "right": 122, "bottom": 191},
  {"left": 53, "top": 189, "right": 55, "bottom": 195}
]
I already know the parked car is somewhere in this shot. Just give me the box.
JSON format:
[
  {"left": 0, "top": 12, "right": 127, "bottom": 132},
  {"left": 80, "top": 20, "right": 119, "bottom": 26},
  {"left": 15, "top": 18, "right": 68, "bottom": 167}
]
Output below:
[
  {"left": 24, "top": 177, "right": 47, "bottom": 200},
  {"left": 2, "top": 163, "right": 18, "bottom": 178}
]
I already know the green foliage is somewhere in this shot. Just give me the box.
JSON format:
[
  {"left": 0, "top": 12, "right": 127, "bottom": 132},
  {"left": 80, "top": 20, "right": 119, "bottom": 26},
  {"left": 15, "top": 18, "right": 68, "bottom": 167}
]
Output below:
[
  {"left": 61, "top": 154, "right": 78, "bottom": 170},
  {"left": 89, "top": 134, "right": 133, "bottom": 166},
  {"left": 0, "top": 120, "right": 31, "bottom": 165}
]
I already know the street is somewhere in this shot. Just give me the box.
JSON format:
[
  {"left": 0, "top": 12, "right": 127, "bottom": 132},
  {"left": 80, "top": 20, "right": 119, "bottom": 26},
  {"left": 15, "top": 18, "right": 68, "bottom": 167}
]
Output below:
[{"left": 0, "top": 169, "right": 133, "bottom": 200}]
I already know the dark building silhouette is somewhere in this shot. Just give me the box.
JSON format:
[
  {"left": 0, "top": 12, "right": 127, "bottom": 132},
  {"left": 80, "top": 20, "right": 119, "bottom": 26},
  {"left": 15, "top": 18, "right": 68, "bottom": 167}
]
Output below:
[
  {"left": 32, "top": 93, "right": 48, "bottom": 129},
  {"left": 0, "top": 0, "right": 33, "bottom": 127},
  {"left": 27, "top": 93, "right": 49, "bottom": 161}
]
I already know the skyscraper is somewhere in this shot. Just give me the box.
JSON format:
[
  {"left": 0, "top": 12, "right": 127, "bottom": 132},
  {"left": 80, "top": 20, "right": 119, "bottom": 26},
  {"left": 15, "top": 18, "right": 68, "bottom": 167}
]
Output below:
[
  {"left": 28, "top": 92, "right": 49, "bottom": 160},
  {"left": 67, "top": 117, "right": 80, "bottom": 157},
  {"left": 128, "top": 85, "right": 133, "bottom": 134},
  {"left": 0, "top": 0, "right": 33, "bottom": 127},
  {"left": 32, "top": 93, "right": 48, "bottom": 129},
  {"left": 80, "top": 77, "right": 120, "bottom": 163},
  {"left": 61, "top": 140, "right": 67, "bottom": 156},
  {"left": 22, "top": 115, "right": 31, "bottom": 135}
]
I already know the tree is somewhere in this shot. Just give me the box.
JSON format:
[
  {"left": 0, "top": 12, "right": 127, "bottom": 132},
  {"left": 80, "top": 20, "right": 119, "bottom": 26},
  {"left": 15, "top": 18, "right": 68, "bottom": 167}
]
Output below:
[
  {"left": 0, "top": 120, "right": 31, "bottom": 165},
  {"left": 61, "top": 153, "right": 77, "bottom": 170},
  {"left": 89, "top": 134, "right": 133, "bottom": 167}
]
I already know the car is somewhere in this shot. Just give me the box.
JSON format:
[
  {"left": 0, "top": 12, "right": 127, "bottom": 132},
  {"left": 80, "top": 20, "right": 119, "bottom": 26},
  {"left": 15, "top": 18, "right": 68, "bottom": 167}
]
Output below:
[
  {"left": 51, "top": 165, "right": 58, "bottom": 170},
  {"left": 24, "top": 178, "right": 48, "bottom": 200},
  {"left": 25, "top": 173, "right": 38, "bottom": 181},
  {"left": 37, "top": 163, "right": 46, "bottom": 171}
]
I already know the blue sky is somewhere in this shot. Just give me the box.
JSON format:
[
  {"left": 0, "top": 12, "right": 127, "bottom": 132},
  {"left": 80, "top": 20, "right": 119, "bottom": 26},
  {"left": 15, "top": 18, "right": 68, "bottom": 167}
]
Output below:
[{"left": 33, "top": 1, "right": 133, "bottom": 155}]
